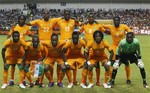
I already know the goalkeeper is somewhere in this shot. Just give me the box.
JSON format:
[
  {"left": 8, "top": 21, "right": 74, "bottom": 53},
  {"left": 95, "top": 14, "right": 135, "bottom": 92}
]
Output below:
[{"left": 111, "top": 32, "right": 149, "bottom": 88}]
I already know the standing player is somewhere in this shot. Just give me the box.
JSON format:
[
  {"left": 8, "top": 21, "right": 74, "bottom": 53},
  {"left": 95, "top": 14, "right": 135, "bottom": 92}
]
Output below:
[
  {"left": 41, "top": 33, "right": 66, "bottom": 87},
  {"left": 24, "top": 36, "right": 46, "bottom": 87},
  {"left": 62, "top": 32, "right": 86, "bottom": 88},
  {"left": 54, "top": 9, "right": 81, "bottom": 85},
  {"left": 103, "top": 16, "right": 132, "bottom": 85},
  {"left": 82, "top": 31, "right": 113, "bottom": 88},
  {"left": 112, "top": 32, "right": 149, "bottom": 88},
  {"left": 27, "top": 9, "right": 61, "bottom": 85},
  {"left": 78, "top": 12, "right": 107, "bottom": 86},
  {"left": 1, "top": 31, "right": 28, "bottom": 89},
  {"left": 7, "top": 15, "right": 34, "bottom": 86}
]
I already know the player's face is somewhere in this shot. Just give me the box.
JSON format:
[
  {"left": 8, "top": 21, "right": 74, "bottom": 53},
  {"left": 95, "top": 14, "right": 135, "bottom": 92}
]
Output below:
[
  {"left": 88, "top": 14, "right": 94, "bottom": 24},
  {"left": 72, "top": 34, "right": 79, "bottom": 45},
  {"left": 51, "top": 36, "right": 58, "bottom": 47},
  {"left": 64, "top": 11, "right": 70, "bottom": 21},
  {"left": 32, "top": 38, "right": 39, "bottom": 48},
  {"left": 113, "top": 18, "right": 120, "bottom": 28},
  {"left": 18, "top": 16, "right": 25, "bottom": 26},
  {"left": 12, "top": 33, "right": 20, "bottom": 43},
  {"left": 126, "top": 34, "right": 133, "bottom": 44},
  {"left": 94, "top": 33, "right": 102, "bottom": 44},
  {"left": 43, "top": 10, "right": 49, "bottom": 21}
]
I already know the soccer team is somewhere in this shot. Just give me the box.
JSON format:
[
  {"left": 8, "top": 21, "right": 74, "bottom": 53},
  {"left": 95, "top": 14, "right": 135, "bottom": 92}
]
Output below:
[{"left": 1, "top": 9, "right": 149, "bottom": 89}]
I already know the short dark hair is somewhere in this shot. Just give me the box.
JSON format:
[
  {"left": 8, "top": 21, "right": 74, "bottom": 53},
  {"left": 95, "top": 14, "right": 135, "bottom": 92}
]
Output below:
[
  {"left": 51, "top": 33, "right": 58, "bottom": 39},
  {"left": 126, "top": 32, "right": 134, "bottom": 36},
  {"left": 18, "top": 15, "right": 26, "bottom": 21},
  {"left": 64, "top": 8, "right": 70, "bottom": 14},
  {"left": 72, "top": 31, "right": 79, "bottom": 37},
  {"left": 12, "top": 31, "right": 20, "bottom": 36},
  {"left": 113, "top": 16, "right": 120, "bottom": 21},
  {"left": 93, "top": 30, "right": 104, "bottom": 40}
]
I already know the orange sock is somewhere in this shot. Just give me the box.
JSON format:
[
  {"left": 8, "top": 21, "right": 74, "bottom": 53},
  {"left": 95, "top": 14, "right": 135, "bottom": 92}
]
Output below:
[
  {"left": 109, "top": 66, "right": 113, "bottom": 78},
  {"left": 66, "top": 70, "right": 72, "bottom": 83},
  {"left": 57, "top": 65, "right": 61, "bottom": 82},
  {"left": 26, "top": 72, "right": 33, "bottom": 83},
  {"left": 88, "top": 71, "right": 93, "bottom": 84},
  {"left": 3, "top": 70, "right": 8, "bottom": 84},
  {"left": 19, "top": 69, "right": 25, "bottom": 84},
  {"left": 10, "top": 66, "right": 15, "bottom": 80},
  {"left": 125, "top": 65, "right": 130, "bottom": 80},
  {"left": 96, "top": 68, "right": 100, "bottom": 83},
  {"left": 81, "top": 68, "right": 88, "bottom": 83},
  {"left": 104, "top": 71, "right": 110, "bottom": 83}
]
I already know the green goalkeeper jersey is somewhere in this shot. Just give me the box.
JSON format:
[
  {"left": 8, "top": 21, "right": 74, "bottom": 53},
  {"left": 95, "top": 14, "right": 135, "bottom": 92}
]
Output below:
[{"left": 116, "top": 38, "right": 141, "bottom": 56}]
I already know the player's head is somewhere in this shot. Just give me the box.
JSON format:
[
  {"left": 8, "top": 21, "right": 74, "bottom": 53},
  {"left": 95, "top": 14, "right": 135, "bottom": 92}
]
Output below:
[
  {"left": 51, "top": 33, "right": 58, "bottom": 47},
  {"left": 72, "top": 32, "right": 79, "bottom": 45},
  {"left": 18, "top": 15, "right": 26, "bottom": 26},
  {"left": 93, "top": 30, "right": 104, "bottom": 44},
  {"left": 32, "top": 36, "right": 40, "bottom": 48},
  {"left": 113, "top": 16, "right": 120, "bottom": 28},
  {"left": 88, "top": 12, "right": 95, "bottom": 24},
  {"left": 126, "top": 32, "right": 134, "bottom": 44},
  {"left": 43, "top": 9, "right": 49, "bottom": 21},
  {"left": 64, "top": 9, "right": 71, "bottom": 21},
  {"left": 12, "top": 31, "right": 20, "bottom": 43}
]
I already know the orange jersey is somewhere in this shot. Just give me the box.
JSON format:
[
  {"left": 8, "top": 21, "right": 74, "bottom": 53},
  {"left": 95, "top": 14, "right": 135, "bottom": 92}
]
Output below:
[
  {"left": 89, "top": 40, "right": 112, "bottom": 57},
  {"left": 63, "top": 39, "right": 86, "bottom": 57},
  {"left": 26, "top": 42, "right": 45, "bottom": 59},
  {"left": 3, "top": 39, "right": 27, "bottom": 57},
  {"left": 42, "top": 40, "right": 65, "bottom": 57},
  {"left": 9, "top": 24, "right": 31, "bottom": 40},
  {"left": 104, "top": 24, "right": 131, "bottom": 46},
  {"left": 30, "top": 18, "right": 61, "bottom": 41},
  {"left": 55, "top": 18, "right": 76, "bottom": 40},
  {"left": 79, "top": 23, "right": 106, "bottom": 41}
]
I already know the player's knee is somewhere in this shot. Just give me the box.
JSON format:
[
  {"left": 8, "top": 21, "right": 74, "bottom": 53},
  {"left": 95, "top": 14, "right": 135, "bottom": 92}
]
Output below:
[
  {"left": 24, "top": 67, "right": 29, "bottom": 73},
  {"left": 104, "top": 65, "right": 110, "bottom": 72},
  {"left": 18, "top": 64, "right": 23, "bottom": 70},
  {"left": 60, "top": 64, "right": 66, "bottom": 72},
  {"left": 44, "top": 65, "right": 49, "bottom": 72},
  {"left": 4, "top": 64, "right": 10, "bottom": 70}
]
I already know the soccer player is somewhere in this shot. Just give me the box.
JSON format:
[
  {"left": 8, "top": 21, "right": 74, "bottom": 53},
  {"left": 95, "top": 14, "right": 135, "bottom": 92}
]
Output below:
[
  {"left": 62, "top": 32, "right": 86, "bottom": 88},
  {"left": 103, "top": 16, "right": 132, "bottom": 84},
  {"left": 78, "top": 12, "right": 107, "bottom": 86},
  {"left": 24, "top": 36, "right": 46, "bottom": 87},
  {"left": 112, "top": 32, "right": 149, "bottom": 88},
  {"left": 1, "top": 31, "right": 28, "bottom": 89},
  {"left": 82, "top": 30, "right": 114, "bottom": 88},
  {"left": 54, "top": 9, "right": 81, "bottom": 85},
  {"left": 41, "top": 33, "right": 66, "bottom": 87},
  {"left": 27, "top": 9, "right": 61, "bottom": 85},
  {"left": 7, "top": 15, "right": 34, "bottom": 86}
]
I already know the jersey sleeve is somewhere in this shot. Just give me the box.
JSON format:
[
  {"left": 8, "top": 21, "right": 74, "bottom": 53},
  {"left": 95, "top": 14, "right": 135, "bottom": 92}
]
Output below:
[
  {"left": 63, "top": 40, "right": 71, "bottom": 49},
  {"left": 80, "top": 39, "right": 86, "bottom": 48},
  {"left": 99, "top": 24, "right": 106, "bottom": 32},
  {"left": 116, "top": 40, "right": 124, "bottom": 55},
  {"left": 20, "top": 39, "right": 28, "bottom": 50},
  {"left": 124, "top": 25, "right": 132, "bottom": 32},
  {"left": 30, "top": 20, "right": 39, "bottom": 26},
  {"left": 3, "top": 39, "right": 11, "bottom": 48}
]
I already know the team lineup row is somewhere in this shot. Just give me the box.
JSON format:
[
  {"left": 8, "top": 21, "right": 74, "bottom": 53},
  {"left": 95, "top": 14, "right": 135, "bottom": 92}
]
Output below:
[{"left": 1, "top": 9, "right": 149, "bottom": 89}]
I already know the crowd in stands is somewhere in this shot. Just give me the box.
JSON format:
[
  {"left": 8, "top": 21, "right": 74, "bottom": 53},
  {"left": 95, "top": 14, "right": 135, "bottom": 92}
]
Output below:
[{"left": 0, "top": 8, "right": 149, "bottom": 34}]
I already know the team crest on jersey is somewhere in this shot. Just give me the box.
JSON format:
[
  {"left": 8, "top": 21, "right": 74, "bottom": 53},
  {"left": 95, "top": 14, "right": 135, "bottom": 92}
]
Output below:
[
  {"left": 50, "top": 24, "right": 52, "bottom": 27},
  {"left": 24, "top": 30, "right": 27, "bottom": 33}
]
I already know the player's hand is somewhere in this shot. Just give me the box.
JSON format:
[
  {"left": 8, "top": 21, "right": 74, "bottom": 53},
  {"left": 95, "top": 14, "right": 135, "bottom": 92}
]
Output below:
[
  {"left": 137, "top": 59, "right": 144, "bottom": 68},
  {"left": 64, "top": 62, "right": 70, "bottom": 70},
  {"left": 113, "top": 60, "right": 119, "bottom": 70},
  {"left": 37, "top": 61, "right": 43, "bottom": 64},
  {"left": 106, "top": 61, "right": 111, "bottom": 66}
]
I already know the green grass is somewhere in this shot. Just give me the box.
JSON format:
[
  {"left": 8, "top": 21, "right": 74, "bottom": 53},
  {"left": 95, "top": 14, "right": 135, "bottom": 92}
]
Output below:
[{"left": 0, "top": 35, "right": 150, "bottom": 93}]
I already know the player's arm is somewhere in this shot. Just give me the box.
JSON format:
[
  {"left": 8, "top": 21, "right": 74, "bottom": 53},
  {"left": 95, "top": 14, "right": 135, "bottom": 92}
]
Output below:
[
  {"left": 136, "top": 40, "right": 141, "bottom": 59},
  {"left": 62, "top": 47, "right": 68, "bottom": 62},
  {"left": 124, "top": 25, "right": 132, "bottom": 32},
  {"left": 21, "top": 49, "right": 29, "bottom": 65},
  {"left": 1, "top": 47, "right": 6, "bottom": 64},
  {"left": 84, "top": 47, "right": 90, "bottom": 62},
  {"left": 102, "top": 25, "right": 111, "bottom": 35},
  {"left": 37, "top": 46, "right": 46, "bottom": 62}
]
